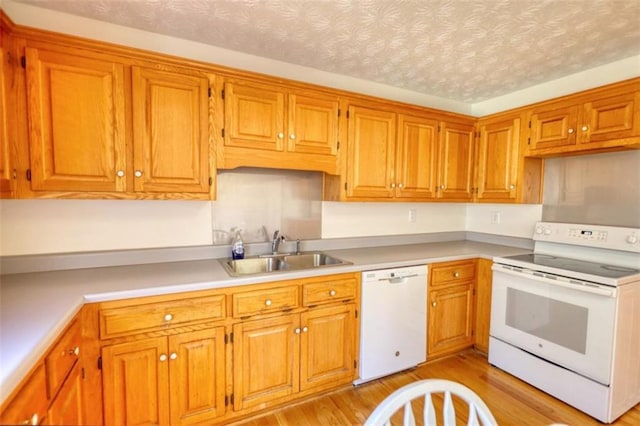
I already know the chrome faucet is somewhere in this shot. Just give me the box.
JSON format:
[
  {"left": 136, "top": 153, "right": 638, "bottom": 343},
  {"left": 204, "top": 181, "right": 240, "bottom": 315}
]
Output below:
[{"left": 271, "top": 230, "right": 282, "bottom": 254}]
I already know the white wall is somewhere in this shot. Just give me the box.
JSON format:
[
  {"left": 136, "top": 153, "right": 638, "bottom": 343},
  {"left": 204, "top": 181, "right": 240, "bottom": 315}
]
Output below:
[{"left": 466, "top": 204, "right": 543, "bottom": 238}]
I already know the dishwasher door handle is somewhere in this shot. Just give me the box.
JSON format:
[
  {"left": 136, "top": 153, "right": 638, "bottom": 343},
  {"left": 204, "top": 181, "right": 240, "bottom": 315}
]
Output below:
[{"left": 378, "top": 273, "right": 419, "bottom": 283}]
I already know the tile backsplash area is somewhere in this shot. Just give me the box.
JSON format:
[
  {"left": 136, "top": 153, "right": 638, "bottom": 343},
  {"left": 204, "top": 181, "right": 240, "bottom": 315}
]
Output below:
[{"left": 213, "top": 168, "right": 323, "bottom": 244}]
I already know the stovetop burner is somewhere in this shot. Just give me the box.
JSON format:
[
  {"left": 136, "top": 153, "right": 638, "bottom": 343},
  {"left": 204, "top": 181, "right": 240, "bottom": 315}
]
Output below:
[{"left": 503, "top": 253, "right": 640, "bottom": 280}]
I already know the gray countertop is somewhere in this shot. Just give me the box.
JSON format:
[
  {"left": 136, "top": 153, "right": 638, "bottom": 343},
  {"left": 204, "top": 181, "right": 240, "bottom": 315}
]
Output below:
[{"left": 0, "top": 240, "right": 529, "bottom": 404}]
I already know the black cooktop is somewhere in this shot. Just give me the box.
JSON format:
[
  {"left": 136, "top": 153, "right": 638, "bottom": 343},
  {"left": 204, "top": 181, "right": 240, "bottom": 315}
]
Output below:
[{"left": 503, "top": 253, "right": 640, "bottom": 280}]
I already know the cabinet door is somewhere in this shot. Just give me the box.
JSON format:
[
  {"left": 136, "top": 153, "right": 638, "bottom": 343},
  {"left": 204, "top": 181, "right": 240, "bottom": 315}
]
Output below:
[
  {"left": 24, "top": 47, "right": 126, "bottom": 192},
  {"left": 528, "top": 103, "right": 579, "bottom": 150},
  {"left": 46, "top": 362, "right": 83, "bottom": 425},
  {"left": 395, "top": 114, "right": 438, "bottom": 199},
  {"left": 288, "top": 93, "right": 339, "bottom": 156},
  {"left": 0, "top": 45, "right": 12, "bottom": 198},
  {"left": 428, "top": 283, "right": 475, "bottom": 358},
  {"left": 224, "top": 80, "right": 285, "bottom": 151},
  {"left": 475, "top": 116, "right": 520, "bottom": 201},
  {"left": 132, "top": 66, "right": 211, "bottom": 194},
  {"left": 437, "top": 121, "right": 475, "bottom": 200},
  {"left": 346, "top": 105, "right": 396, "bottom": 198},
  {"left": 300, "top": 304, "right": 356, "bottom": 392},
  {"left": 168, "top": 328, "right": 226, "bottom": 425},
  {"left": 0, "top": 363, "right": 48, "bottom": 426},
  {"left": 581, "top": 91, "right": 639, "bottom": 145},
  {"left": 102, "top": 337, "right": 170, "bottom": 426},
  {"left": 474, "top": 258, "right": 493, "bottom": 354},
  {"left": 233, "top": 314, "right": 300, "bottom": 411}
]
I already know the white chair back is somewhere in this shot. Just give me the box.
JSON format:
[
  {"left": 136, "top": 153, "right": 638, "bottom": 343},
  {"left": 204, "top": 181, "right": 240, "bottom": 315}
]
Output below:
[{"left": 364, "top": 379, "right": 498, "bottom": 426}]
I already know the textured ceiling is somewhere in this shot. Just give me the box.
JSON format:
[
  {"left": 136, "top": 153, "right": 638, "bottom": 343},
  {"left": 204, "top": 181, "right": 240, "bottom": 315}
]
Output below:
[{"left": 12, "top": 0, "right": 640, "bottom": 103}]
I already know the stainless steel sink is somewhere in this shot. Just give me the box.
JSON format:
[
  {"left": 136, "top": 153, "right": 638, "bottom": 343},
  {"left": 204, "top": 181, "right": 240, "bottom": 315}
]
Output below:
[{"left": 220, "top": 252, "right": 351, "bottom": 276}]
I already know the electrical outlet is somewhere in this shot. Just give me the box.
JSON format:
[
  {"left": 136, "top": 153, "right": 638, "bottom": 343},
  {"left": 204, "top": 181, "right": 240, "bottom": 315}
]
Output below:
[
  {"left": 409, "top": 209, "right": 417, "bottom": 223},
  {"left": 491, "top": 211, "right": 501, "bottom": 224}
]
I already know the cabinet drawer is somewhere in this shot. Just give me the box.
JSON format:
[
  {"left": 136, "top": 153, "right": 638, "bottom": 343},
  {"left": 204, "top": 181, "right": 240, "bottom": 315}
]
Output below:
[
  {"left": 233, "top": 286, "right": 299, "bottom": 318},
  {"left": 100, "top": 294, "right": 226, "bottom": 339},
  {"left": 45, "top": 319, "right": 81, "bottom": 398},
  {"left": 430, "top": 260, "right": 476, "bottom": 286},
  {"left": 0, "top": 363, "right": 48, "bottom": 426},
  {"left": 303, "top": 277, "right": 357, "bottom": 306}
]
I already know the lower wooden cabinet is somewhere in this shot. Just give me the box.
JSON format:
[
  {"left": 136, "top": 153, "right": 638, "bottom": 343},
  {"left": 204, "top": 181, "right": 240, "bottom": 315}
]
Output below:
[
  {"left": 233, "top": 302, "right": 357, "bottom": 411},
  {"left": 102, "top": 327, "right": 226, "bottom": 426},
  {"left": 46, "top": 362, "right": 84, "bottom": 425},
  {"left": 427, "top": 260, "right": 476, "bottom": 359},
  {"left": 0, "top": 364, "right": 48, "bottom": 425}
]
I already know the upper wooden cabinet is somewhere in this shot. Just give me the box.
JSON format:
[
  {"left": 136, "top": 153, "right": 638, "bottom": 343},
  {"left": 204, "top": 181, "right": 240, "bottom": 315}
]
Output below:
[
  {"left": 526, "top": 79, "right": 640, "bottom": 156},
  {"left": 219, "top": 78, "right": 341, "bottom": 174},
  {"left": 1, "top": 31, "right": 15, "bottom": 198},
  {"left": 332, "top": 102, "right": 474, "bottom": 202},
  {"left": 20, "top": 42, "right": 214, "bottom": 199}
]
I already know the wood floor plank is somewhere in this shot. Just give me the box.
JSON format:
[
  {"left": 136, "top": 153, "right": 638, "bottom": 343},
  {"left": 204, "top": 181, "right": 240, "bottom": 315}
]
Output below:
[{"left": 231, "top": 350, "right": 640, "bottom": 425}]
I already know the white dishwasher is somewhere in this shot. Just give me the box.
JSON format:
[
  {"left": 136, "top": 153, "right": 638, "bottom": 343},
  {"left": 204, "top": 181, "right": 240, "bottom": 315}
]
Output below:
[{"left": 354, "top": 264, "right": 428, "bottom": 385}]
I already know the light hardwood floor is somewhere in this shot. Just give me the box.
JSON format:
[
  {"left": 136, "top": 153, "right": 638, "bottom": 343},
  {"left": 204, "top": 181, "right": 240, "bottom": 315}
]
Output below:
[{"left": 231, "top": 350, "right": 640, "bottom": 425}]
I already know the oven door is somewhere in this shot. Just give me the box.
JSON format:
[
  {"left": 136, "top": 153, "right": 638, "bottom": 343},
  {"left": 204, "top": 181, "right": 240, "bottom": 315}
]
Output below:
[{"left": 490, "top": 264, "right": 617, "bottom": 385}]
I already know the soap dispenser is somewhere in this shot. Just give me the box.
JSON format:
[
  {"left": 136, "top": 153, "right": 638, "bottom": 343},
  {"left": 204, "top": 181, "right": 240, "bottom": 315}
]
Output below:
[{"left": 231, "top": 230, "right": 245, "bottom": 260}]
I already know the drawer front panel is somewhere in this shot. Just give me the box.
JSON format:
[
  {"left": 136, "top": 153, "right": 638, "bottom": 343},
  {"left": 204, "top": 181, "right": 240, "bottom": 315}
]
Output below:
[
  {"left": 46, "top": 319, "right": 81, "bottom": 398},
  {"left": 100, "top": 294, "right": 226, "bottom": 339},
  {"left": 430, "top": 261, "right": 476, "bottom": 286},
  {"left": 303, "top": 277, "right": 357, "bottom": 306},
  {"left": 233, "top": 286, "right": 299, "bottom": 317}
]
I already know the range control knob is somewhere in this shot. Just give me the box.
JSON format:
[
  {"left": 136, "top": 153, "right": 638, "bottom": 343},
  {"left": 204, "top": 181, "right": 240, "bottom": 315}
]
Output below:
[
  {"left": 626, "top": 234, "right": 638, "bottom": 244},
  {"left": 534, "top": 226, "right": 544, "bottom": 235},
  {"left": 543, "top": 228, "right": 552, "bottom": 236}
]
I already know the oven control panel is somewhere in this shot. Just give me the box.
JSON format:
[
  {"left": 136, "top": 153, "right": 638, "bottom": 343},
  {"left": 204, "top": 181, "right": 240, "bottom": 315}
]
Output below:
[{"left": 533, "top": 222, "right": 640, "bottom": 252}]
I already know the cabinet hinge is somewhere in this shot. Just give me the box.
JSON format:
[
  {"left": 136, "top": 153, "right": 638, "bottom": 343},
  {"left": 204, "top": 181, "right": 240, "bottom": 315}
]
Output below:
[
  {"left": 527, "top": 137, "right": 530, "bottom": 145},
  {"left": 20, "top": 55, "right": 26, "bottom": 68},
  {"left": 225, "top": 395, "right": 228, "bottom": 406},
  {"left": 209, "top": 177, "right": 213, "bottom": 186},
  {"left": 355, "top": 309, "right": 358, "bottom": 319},
  {"left": 344, "top": 182, "right": 347, "bottom": 191},
  {"left": 26, "top": 169, "right": 32, "bottom": 181},
  {"left": 528, "top": 120, "right": 532, "bottom": 128},
  {"left": 346, "top": 110, "right": 350, "bottom": 119},
  {"left": 230, "top": 394, "right": 235, "bottom": 405},
  {"left": 97, "top": 356, "right": 102, "bottom": 370},
  {"left": 336, "top": 141, "right": 340, "bottom": 150},
  {"left": 221, "top": 89, "right": 225, "bottom": 99},
  {"left": 221, "top": 128, "right": 225, "bottom": 138},
  {"left": 230, "top": 332, "right": 234, "bottom": 343},
  {"left": 81, "top": 367, "right": 85, "bottom": 379},
  {"left": 208, "top": 87, "right": 212, "bottom": 98},
  {"left": 354, "top": 360, "right": 358, "bottom": 369},
  {"left": 437, "top": 125, "right": 441, "bottom": 132}
]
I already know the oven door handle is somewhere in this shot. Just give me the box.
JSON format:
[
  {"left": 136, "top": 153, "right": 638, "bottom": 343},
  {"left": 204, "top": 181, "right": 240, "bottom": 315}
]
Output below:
[{"left": 493, "top": 265, "right": 616, "bottom": 297}]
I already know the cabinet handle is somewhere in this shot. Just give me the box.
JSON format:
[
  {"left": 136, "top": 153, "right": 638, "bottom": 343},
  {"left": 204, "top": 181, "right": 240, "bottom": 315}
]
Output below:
[
  {"left": 277, "top": 132, "right": 284, "bottom": 139},
  {"left": 568, "top": 128, "right": 575, "bottom": 134},
  {"left": 160, "top": 354, "right": 168, "bottom": 362},
  {"left": 170, "top": 352, "right": 178, "bottom": 360},
  {"left": 329, "top": 290, "right": 336, "bottom": 296},
  {"left": 453, "top": 271, "right": 460, "bottom": 278},
  {"left": 302, "top": 326, "right": 308, "bottom": 333},
  {"left": 581, "top": 125, "right": 589, "bottom": 132},
  {"left": 69, "top": 346, "right": 80, "bottom": 356},
  {"left": 432, "top": 301, "right": 437, "bottom": 307},
  {"left": 295, "top": 328, "right": 301, "bottom": 334},
  {"left": 134, "top": 170, "right": 143, "bottom": 178},
  {"left": 265, "top": 299, "right": 272, "bottom": 306},
  {"left": 116, "top": 170, "right": 125, "bottom": 177},
  {"left": 164, "top": 313, "right": 173, "bottom": 322},
  {"left": 289, "top": 133, "right": 296, "bottom": 140}
]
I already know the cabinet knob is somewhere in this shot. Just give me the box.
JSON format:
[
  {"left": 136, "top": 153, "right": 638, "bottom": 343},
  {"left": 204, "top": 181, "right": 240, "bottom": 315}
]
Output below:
[
  {"left": 581, "top": 125, "right": 589, "bottom": 132},
  {"left": 329, "top": 290, "right": 336, "bottom": 296},
  {"left": 69, "top": 346, "right": 80, "bottom": 356},
  {"left": 453, "top": 271, "right": 460, "bottom": 278},
  {"left": 432, "top": 301, "right": 437, "bottom": 307},
  {"left": 277, "top": 132, "right": 284, "bottom": 139},
  {"left": 398, "top": 183, "right": 404, "bottom": 188},
  {"left": 568, "top": 128, "right": 575, "bottom": 134},
  {"left": 170, "top": 352, "right": 178, "bottom": 360},
  {"left": 509, "top": 184, "right": 516, "bottom": 190},
  {"left": 116, "top": 170, "right": 125, "bottom": 177},
  {"left": 295, "top": 327, "right": 301, "bottom": 334},
  {"left": 289, "top": 133, "right": 296, "bottom": 140},
  {"left": 265, "top": 299, "right": 272, "bottom": 306},
  {"left": 164, "top": 313, "right": 173, "bottom": 322},
  {"left": 391, "top": 183, "right": 396, "bottom": 188},
  {"left": 23, "top": 413, "right": 38, "bottom": 425},
  {"left": 134, "top": 170, "right": 143, "bottom": 178},
  {"left": 160, "top": 354, "right": 168, "bottom": 362},
  {"left": 440, "top": 185, "right": 446, "bottom": 190},
  {"left": 302, "top": 326, "right": 308, "bottom": 333}
]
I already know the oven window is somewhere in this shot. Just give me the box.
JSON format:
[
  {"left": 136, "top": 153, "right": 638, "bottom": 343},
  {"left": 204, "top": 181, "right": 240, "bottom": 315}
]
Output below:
[{"left": 505, "top": 288, "right": 588, "bottom": 354}]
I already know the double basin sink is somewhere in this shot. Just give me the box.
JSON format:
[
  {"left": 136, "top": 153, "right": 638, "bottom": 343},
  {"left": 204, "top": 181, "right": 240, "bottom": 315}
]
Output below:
[{"left": 220, "top": 252, "right": 351, "bottom": 276}]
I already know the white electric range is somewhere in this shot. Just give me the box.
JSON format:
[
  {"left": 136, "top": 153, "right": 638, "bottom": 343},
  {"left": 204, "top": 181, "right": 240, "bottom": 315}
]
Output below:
[{"left": 489, "top": 222, "right": 640, "bottom": 423}]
